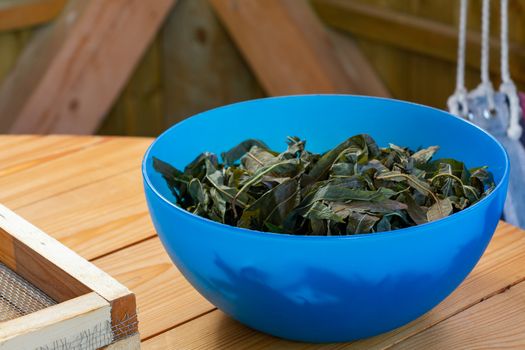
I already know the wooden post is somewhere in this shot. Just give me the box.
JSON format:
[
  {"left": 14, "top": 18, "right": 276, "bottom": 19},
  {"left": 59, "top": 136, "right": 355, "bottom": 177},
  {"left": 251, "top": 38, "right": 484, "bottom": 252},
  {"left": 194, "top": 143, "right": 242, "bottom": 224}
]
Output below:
[
  {"left": 0, "top": 0, "right": 175, "bottom": 134},
  {"left": 210, "top": 0, "right": 389, "bottom": 97}
]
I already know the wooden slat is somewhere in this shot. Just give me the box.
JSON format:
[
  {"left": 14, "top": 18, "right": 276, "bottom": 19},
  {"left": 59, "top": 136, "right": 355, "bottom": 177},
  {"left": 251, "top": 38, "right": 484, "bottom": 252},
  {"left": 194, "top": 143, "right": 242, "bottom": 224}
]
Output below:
[
  {"left": 142, "top": 222, "right": 525, "bottom": 349},
  {"left": 209, "top": 0, "right": 359, "bottom": 95},
  {"left": 390, "top": 281, "right": 525, "bottom": 349},
  {"left": 0, "top": 203, "right": 137, "bottom": 336},
  {"left": 0, "top": 137, "right": 151, "bottom": 209},
  {"left": 16, "top": 170, "right": 153, "bottom": 260},
  {"left": 0, "top": 136, "right": 153, "bottom": 261},
  {"left": 0, "top": 0, "right": 175, "bottom": 134},
  {"left": 0, "top": 0, "right": 66, "bottom": 31},
  {"left": 0, "top": 135, "right": 104, "bottom": 177},
  {"left": 312, "top": 0, "right": 525, "bottom": 83},
  {"left": 93, "top": 237, "right": 214, "bottom": 340},
  {"left": 0, "top": 226, "right": 91, "bottom": 302},
  {"left": 0, "top": 292, "right": 112, "bottom": 350}
]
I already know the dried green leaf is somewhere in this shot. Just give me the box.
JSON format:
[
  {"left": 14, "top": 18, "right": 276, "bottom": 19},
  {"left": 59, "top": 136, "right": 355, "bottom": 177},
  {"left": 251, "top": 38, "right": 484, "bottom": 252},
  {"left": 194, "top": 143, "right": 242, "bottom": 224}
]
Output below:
[
  {"left": 427, "top": 198, "right": 453, "bottom": 222},
  {"left": 238, "top": 179, "right": 300, "bottom": 230},
  {"left": 154, "top": 134, "right": 495, "bottom": 236},
  {"left": 346, "top": 212, "right": 380, "bottom": 234},
  {"left": 404, "top": 193, "right": 428, "bottom": 225},
  {"left": 410, "top": 145, "right": 439, "bottom": 163},
  {"left": 221, "top": 139, "right": 269, "bottom": 166}
]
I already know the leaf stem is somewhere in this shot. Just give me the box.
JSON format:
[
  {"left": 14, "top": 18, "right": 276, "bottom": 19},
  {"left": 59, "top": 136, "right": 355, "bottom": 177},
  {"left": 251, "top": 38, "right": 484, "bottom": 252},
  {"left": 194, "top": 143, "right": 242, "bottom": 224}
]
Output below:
[
  {"left": 246, "top": 152, "right": 264, "bottom": 166},
  {"left": 377, "top": 172, "right": 443, "bottom": 216}
]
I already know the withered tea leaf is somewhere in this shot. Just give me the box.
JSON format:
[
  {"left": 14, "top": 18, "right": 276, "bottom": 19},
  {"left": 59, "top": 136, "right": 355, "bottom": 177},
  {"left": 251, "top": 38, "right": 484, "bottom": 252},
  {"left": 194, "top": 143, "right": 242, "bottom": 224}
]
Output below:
[{"left": 154, "top": 134, "right": 495, "bottom": 236}]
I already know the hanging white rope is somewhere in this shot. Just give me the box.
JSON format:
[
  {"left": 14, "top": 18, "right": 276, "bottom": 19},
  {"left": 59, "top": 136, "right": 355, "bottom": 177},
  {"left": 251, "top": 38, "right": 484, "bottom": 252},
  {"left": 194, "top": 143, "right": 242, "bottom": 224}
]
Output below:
[
  {"left": 470, "top": 0, "right": 496, "bottom": 118},
  {"left": 499, "top": 0, "right": 522, "bottom": 139},
  {"left": 447, "top": 0, "right": 469, "bottom": 118}
]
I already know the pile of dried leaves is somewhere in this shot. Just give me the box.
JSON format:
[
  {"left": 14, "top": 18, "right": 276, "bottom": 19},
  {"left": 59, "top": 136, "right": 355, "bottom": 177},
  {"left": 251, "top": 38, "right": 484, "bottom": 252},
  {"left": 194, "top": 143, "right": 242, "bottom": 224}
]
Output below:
[{"left": 153, "top": 134, "right": 495, "bottom": 235}]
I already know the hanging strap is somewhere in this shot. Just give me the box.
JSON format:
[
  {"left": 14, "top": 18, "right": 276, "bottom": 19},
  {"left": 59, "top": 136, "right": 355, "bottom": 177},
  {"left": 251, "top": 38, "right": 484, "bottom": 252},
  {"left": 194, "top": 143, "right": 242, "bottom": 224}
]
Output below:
[
  {"left": 470, "top": 0, "right": 496, "bottom": 118},
  {"left": 447, "top": 0, "right": 469, "bottom": 118},
  {"left": 499, "top": 0, "right": 523, "bottom": 139}
]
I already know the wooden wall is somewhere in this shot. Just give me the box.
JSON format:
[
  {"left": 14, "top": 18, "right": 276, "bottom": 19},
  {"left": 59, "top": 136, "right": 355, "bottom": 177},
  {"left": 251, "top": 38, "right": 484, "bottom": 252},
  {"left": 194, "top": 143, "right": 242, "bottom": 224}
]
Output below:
[
  {"left": 98, "top": 0, "right": 264, "bottom": 136},
  {"left": 313, "top": 0, "right": 525, "bottom": 108},
  {"left": 1, "top": 0, "right": 525, "bottom": 136},
  {"left": 0, "top": 29, "right": 32, "bottom": 88}
]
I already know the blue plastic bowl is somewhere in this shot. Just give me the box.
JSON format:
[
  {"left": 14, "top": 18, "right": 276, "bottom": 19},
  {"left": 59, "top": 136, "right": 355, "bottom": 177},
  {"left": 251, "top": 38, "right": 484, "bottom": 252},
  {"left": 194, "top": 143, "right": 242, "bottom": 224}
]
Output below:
[{"left": 142, "top": 95, "right": 509, "bottom": 343}]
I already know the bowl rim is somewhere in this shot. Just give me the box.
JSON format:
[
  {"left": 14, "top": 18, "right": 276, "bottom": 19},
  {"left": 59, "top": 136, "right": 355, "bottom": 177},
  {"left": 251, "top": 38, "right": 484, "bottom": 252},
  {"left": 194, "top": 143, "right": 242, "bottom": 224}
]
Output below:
[{"left": 142, "top": 94, "right": 510, "bottom": 241}]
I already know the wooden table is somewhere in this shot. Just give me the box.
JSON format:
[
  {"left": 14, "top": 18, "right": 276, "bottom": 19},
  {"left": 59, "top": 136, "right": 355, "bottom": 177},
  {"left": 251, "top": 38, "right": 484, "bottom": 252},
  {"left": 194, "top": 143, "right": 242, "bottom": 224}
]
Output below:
[{"left": 1, "top": 135, "right": 524, "bottom": 349}]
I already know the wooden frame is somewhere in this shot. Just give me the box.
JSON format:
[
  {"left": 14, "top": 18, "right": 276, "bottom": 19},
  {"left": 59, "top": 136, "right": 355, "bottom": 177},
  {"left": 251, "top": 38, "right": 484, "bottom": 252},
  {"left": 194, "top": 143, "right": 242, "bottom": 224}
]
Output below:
[{"left": 0, "top": 204, "right": 139, "bottom": 349}]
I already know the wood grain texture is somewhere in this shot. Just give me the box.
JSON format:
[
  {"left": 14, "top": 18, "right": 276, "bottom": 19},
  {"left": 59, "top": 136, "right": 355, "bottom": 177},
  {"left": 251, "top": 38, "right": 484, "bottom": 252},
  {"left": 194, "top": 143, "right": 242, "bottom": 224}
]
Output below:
[
  {"left": 0, "top": 204, "right": 131, "bottom": 301},
  {"left": 0, "top": 0, "right": 175, "bottom": 134},
  {"left": 210, "top": 0, "right": 358, "bottom": 95},
  {"left": 142, "top": 222, "right": 525, "bottom": 349},
  {"left": 0, "top": 225, "right": 91, "bottom": 302},
  {"left": 93, "top": 237, "right": 214, "bottom": 340},
  {"left": 0, "top": 137, "right": 151, "bottom": 209},
  {"left": 16, "top": 170, "right": 153, "bottom": 260},
  {"left": 0, "top": 135, "right": 104, "bottom": 177},
  {"left": 0, "top": 0, "right": 66, "bottom": 31},
  {"left": 0, "top": 137, "right": 152, "bottom": 261},
  {"left": 389, "top": 282, "right": 525, "bottom": 350}
]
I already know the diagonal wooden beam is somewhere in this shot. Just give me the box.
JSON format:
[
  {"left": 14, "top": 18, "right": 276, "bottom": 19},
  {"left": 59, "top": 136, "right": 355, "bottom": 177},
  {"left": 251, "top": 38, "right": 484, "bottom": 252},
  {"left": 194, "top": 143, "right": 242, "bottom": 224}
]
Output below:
[
  {"left": 209, "top": 0, "right": 389, "bottom": 97},
  {"left": 0, "top": 0, "right": 175, "bottom": 134}
]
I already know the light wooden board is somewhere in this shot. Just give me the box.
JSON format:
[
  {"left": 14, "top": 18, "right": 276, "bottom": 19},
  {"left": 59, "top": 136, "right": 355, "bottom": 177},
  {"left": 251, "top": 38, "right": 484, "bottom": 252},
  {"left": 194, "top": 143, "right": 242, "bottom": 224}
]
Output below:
[
  {"left": 16, "top": 170, "right": 153, "bottom": 260},
  {"left": 0, "top": 137, "right": 151, "bottom": 209},
  {"left": 0, "top": 135, "right": 104, "bottom": 177},
  {"left": 0, "top": 0, "right": 175, "bottom": 134},
  {"left": 389, "top": 281, "right": 525, "bottom": 350}
]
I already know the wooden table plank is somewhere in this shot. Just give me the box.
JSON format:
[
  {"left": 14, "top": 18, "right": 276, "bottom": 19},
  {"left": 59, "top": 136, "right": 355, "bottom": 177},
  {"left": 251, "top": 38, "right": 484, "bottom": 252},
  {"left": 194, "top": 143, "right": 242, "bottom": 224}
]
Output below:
[
  {"left": 15, "top": 170, "right": 153, "bottom": 260},
  {"left": 0, "top": 136, "right": 153, "bottom": 260},
  {"left": 0, "top": 135, "right": 104, "bottom": 176},
  {"left": 142, "top": 222, "right": 525, "bottom": 349},
  {"left": 389, "top": 282, "right": 525, "bottom": 349},
  {"left": 0, "top": 137, "right": 151, "bottom": 209},
  {"left": 92, "top": 237, "right": 214, "bottom": 340}
]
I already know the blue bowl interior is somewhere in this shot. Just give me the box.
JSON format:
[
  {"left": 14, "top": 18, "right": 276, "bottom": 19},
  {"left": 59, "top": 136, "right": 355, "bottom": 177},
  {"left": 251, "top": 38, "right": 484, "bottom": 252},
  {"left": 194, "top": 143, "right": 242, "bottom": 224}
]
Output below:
[{"left": 145, "top": 95, "right": 508, "bottom": 206}]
